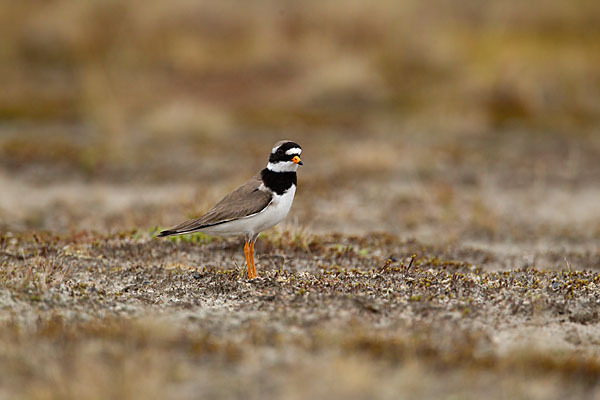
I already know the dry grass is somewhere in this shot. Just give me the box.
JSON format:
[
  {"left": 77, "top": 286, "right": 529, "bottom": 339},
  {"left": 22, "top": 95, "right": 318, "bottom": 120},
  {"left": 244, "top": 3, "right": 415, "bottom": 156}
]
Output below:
[{"left": 1, "top": 0, "right": 600, "bottom": 175}]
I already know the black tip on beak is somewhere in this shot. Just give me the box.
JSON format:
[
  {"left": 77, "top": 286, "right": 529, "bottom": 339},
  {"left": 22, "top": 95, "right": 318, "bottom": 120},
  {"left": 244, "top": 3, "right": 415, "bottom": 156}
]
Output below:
[{"left": 298, "top": 160, "right": 303, "bottom": 166}]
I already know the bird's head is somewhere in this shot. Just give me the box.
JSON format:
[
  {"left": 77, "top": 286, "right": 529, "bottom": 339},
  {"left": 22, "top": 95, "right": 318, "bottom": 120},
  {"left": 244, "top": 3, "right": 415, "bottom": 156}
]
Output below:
[{"left": 267, "top": 140, "right": 303, "bottom": 172}]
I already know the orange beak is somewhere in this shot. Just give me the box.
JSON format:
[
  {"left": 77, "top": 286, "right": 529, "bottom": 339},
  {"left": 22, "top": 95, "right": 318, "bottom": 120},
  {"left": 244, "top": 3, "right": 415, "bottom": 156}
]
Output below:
[{"left": 292, "top": 156, "right": 303, "bottom": 165}]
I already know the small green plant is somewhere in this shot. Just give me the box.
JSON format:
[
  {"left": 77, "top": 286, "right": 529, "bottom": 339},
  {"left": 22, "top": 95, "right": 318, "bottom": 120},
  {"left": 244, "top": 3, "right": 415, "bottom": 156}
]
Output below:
[{"left": 162, "top": 231, "right": 215, "bottom": 245}]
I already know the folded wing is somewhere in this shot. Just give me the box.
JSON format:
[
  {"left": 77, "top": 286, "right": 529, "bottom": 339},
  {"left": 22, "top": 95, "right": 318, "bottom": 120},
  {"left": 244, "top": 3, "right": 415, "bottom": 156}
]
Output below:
[{"left": 158, "top": 175, "right": 272, "bottom": 236}]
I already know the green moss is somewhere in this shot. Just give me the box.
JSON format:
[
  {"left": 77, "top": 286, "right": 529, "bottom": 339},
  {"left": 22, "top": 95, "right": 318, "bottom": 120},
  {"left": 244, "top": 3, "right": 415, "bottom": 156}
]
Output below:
[{"left": 165, "top": 232, "right": 215, "bottom": 245}]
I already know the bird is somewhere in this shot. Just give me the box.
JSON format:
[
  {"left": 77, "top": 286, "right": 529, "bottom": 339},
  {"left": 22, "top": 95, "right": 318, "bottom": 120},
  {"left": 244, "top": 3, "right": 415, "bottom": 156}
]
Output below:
[{"left": 158, "top": 140, "right": 303, "bottom": 279}]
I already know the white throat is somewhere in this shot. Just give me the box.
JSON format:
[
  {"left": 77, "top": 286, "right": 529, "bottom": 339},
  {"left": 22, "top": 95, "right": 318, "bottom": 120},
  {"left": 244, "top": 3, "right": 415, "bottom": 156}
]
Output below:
[{"left": 267, "top": 161, "right": 299, "bottom": 173}]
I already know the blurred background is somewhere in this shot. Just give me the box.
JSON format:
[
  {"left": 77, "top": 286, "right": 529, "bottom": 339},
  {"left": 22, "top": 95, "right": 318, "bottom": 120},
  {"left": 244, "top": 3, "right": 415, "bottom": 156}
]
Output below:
[{"left": 1, "top": 0, "right": 600, "bottom": 263}]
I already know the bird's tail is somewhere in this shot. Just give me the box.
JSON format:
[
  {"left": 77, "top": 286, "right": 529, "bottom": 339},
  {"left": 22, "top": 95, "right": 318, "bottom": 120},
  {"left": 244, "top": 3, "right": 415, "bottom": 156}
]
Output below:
[{"left": 157, "top": 229, "right": 178, "bottom": 237}]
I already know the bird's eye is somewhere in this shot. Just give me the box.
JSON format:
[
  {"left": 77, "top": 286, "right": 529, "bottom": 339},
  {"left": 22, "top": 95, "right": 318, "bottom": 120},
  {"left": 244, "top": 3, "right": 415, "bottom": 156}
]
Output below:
[{"left": 277, "top": 149, "right": 284, "bottom": 155}]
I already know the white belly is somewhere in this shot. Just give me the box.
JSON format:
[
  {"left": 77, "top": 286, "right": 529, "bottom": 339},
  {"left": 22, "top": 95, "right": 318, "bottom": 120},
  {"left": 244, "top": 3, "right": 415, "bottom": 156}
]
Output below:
[{"left": 200, "top": 185, "right": 296, "bottom": 237}]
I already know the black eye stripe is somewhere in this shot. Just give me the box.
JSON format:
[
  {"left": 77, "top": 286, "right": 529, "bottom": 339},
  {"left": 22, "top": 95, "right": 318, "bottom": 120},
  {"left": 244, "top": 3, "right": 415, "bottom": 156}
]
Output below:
[{"left": 270, "top": 154, "right": 298, "bottom": 163}]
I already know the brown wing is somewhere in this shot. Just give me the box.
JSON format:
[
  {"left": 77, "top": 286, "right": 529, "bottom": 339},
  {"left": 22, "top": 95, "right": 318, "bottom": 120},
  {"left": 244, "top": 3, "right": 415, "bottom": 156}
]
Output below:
[{"left": 159, "top": 174, "right": 271, "bottom": 236}]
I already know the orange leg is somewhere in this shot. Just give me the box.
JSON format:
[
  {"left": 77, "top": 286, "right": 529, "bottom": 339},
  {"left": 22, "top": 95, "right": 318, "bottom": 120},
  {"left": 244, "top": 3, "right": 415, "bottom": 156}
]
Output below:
[
  {"left": 249, "top": 241, "right": 257, "bottom": 279},
  {"left": 244, "top": 241, "right": 252, "bottom": 279}
]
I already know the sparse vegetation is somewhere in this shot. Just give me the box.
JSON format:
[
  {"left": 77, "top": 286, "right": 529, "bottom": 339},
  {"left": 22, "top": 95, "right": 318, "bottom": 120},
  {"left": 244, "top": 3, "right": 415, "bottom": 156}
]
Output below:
[{"left": 2, "top": 230, "right": 600, "bottom": 398}]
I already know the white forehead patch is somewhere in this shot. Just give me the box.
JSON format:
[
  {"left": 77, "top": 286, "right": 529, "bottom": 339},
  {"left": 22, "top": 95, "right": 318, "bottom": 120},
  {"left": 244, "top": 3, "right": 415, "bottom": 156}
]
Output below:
[{"left": 285, "top": 148, "right": 302, "bottom": 155}]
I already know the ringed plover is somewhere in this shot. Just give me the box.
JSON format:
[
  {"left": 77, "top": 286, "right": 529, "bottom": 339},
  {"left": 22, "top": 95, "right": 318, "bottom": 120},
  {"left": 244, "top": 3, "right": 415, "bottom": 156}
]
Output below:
[{"left": 158, "top": 140, "right": 303, "bottom": 279}]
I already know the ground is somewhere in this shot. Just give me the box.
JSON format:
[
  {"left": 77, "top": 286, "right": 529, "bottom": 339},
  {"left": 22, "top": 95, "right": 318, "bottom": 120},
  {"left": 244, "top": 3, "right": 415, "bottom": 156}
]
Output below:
[
  {"left": 2, "top": 130, "right": 599, "bottom": 399},
  {"left": 1, "top": 1, "right": 600, "bottom": 399}
]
